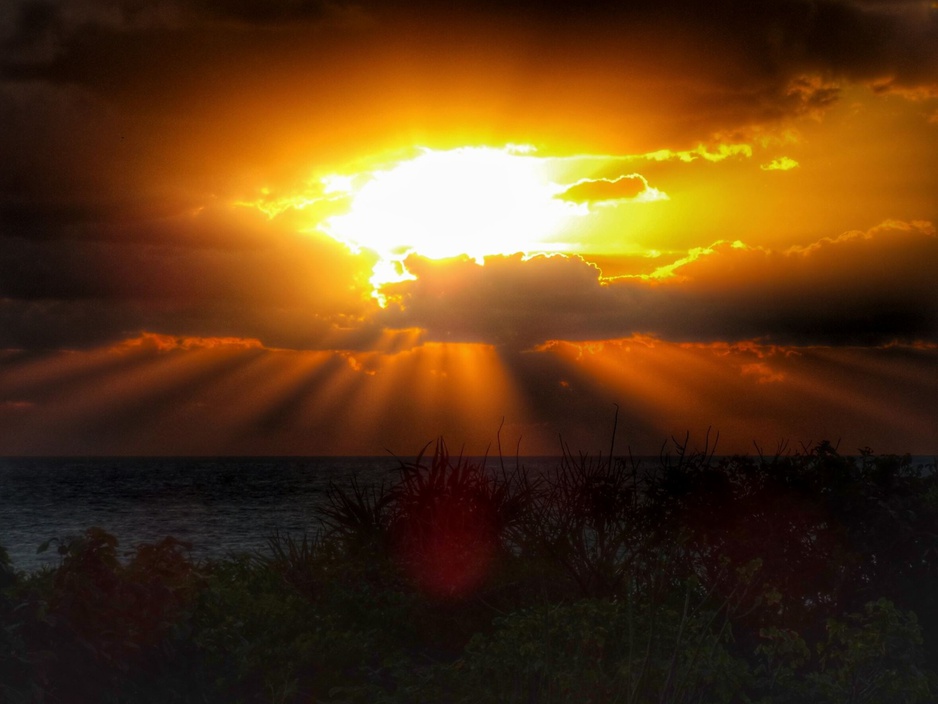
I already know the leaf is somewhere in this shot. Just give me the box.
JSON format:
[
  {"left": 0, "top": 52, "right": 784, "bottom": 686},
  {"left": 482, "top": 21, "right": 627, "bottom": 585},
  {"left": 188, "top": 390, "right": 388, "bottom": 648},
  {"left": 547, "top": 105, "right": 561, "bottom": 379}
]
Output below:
[{"left": 765, "top": 587, "right": 783, "bottom": 607}]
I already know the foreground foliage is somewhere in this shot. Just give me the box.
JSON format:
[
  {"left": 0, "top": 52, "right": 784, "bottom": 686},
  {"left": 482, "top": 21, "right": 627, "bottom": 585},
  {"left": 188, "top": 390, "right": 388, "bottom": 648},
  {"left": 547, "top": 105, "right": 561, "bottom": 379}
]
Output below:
[{"left": 1, "top": 439, "right": 936, "bottom": 702}]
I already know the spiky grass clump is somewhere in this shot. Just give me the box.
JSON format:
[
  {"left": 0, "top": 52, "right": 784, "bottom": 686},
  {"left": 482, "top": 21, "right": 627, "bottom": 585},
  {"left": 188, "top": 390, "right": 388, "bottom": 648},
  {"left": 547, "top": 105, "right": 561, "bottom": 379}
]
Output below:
[{"left": 388, "top": 439, "right": 527, "bottom": 598}]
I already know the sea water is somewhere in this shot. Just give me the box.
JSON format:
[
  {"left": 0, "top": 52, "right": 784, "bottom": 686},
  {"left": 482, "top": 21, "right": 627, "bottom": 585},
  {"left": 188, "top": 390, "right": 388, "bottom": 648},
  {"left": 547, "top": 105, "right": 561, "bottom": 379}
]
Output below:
[
  {"left": 0, "top": 455, "right": 555, "bottom": 573},
  {"left": 0, "top": 457, "right": 403, "bottom": 572}
]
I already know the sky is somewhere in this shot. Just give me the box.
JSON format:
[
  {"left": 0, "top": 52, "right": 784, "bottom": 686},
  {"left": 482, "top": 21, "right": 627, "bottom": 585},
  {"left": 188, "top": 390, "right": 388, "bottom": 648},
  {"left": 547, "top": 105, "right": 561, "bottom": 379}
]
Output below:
[{"left": 0, "top": 0, "right": 936, "bottom": 456}]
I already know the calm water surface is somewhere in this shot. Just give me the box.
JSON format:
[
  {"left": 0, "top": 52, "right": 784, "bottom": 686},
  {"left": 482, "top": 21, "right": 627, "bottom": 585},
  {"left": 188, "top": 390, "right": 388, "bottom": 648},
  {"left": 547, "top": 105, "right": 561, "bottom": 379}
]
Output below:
[{"left": 0, "top": 456, "right": 557, "bottom": 572}]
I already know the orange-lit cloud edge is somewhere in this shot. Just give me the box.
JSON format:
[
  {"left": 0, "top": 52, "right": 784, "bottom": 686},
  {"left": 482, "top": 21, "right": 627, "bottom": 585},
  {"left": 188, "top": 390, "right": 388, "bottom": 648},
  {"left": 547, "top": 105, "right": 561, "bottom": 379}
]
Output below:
[{"left": 2, "top": 207, "right": 934, "bottom": 456}]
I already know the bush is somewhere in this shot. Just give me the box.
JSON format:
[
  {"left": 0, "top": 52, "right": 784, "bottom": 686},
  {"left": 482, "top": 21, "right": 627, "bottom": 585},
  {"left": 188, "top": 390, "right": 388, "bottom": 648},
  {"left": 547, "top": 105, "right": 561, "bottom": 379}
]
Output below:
[
  {"left": 809, "top": 598, "right": 932, "bottom": 704},
  {"left": 430, "top": 593, "right": 749, "bottom": 704},
  {"left": 0, "top": 439, "right": 935, "bottom": 702}
]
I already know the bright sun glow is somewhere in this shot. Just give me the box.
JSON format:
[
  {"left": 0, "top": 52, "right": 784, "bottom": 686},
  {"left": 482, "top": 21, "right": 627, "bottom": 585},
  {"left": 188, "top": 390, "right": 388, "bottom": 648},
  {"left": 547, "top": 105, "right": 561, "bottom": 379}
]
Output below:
[{"left": 320, "top": 146, "right": 587, "bottom": 301}]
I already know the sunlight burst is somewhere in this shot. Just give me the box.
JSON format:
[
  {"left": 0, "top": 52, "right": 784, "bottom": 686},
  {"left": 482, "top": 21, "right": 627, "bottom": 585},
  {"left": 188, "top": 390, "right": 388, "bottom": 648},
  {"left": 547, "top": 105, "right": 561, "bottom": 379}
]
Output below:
[{"left": 321, "top": 146, "right": 586, "bottom": 302}]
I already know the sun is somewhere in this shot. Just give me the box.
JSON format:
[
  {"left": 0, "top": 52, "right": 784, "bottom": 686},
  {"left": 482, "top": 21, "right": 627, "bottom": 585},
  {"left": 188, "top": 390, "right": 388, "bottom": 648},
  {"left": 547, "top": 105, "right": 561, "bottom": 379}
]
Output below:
[
  {"left": 237, "top": 143, "right": 665, "bottom": 305},
  {"left": 319, "top": 145, "right": 587, "bottom": 301}
]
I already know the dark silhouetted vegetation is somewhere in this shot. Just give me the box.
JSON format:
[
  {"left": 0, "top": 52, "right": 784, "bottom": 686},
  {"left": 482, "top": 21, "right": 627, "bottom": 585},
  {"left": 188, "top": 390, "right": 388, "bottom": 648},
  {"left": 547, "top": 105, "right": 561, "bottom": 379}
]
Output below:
[{"left": 1, "top": 437, "right": 936, "bottom": 702}]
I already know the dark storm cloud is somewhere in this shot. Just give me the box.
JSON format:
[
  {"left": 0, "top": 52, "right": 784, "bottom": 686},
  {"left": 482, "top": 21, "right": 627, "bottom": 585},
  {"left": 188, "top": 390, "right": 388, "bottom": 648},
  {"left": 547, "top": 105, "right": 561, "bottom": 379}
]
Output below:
[
  {"left": 449, "top": 0, "right": 938, "bottom": 88},
  {"left": 380, "top": 254, "right": 613, "bottom": 348},
  {"left": 0, "top": 0, "right": 930, "bottom": 193},
  {"left": 0, "top": 291, "right": 379, "bottom": 352},
  {"left": 2, "top": 0, "right": 935, "bottom": 174},
  {"left": 380, "top": 221, "right": 938, "bottom": 348},
  {"left": 0, "top": 0, "right": 377, "bottom": 254},
  {"left": 188, "top": 0, "right": 365, "bottom": 25},
  {"left": 0, "top": 211, "right": 376, "bottom": 350},
  {"left": 3, "top": 0, "right": 936, "bottom": 106},
  {"left": 5, "top": 1, "right": 57, "bottom": 48}
]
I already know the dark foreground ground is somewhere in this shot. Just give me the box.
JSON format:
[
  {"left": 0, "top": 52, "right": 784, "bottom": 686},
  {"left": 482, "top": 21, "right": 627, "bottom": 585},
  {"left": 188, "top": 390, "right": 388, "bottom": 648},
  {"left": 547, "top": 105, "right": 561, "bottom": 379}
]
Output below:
[{"left": 2, "top": 439, "right": 937, "bottom": 703}]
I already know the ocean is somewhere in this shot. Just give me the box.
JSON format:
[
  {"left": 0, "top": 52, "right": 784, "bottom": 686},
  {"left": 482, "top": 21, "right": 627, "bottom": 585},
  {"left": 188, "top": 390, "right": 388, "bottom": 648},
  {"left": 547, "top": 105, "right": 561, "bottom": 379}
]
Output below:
[
  {"left": 2, "top": 454, "right": 933, "bottom": 573},
  {"left": 0, "top": 455, "right": 557, "bottom": 573}
]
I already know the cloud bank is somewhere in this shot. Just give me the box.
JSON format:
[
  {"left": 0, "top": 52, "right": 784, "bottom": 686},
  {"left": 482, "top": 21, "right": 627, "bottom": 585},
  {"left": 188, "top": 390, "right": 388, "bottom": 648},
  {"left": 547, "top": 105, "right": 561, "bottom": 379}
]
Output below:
[{"left": 378, "top": 221, "right": 937, "bottom": 349}]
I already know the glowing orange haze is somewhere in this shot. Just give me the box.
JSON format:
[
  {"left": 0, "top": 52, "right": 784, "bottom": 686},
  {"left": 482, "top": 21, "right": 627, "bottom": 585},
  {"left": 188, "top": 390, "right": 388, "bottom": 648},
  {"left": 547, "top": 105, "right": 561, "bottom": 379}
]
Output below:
[
  {"left": 0, "top": 1, "right": 936, "bottom": 455},
  {"left": 0, "top": 332, "right": 934, "bottom": 456}
]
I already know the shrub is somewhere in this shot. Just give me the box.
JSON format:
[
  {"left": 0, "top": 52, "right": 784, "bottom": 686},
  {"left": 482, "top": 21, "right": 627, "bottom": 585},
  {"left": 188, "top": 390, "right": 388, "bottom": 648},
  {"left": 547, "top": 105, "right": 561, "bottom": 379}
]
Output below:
[
  {"left": 435, "top": 592, "right": 751, "bottom": 704},
  {"left": 0, "top": 529, "right": 200, "bottom": 702},
  {"left": 1, "top": 437, "right": 935, "bottom": 702},
  {"left": 388, "top": 439, "right": 529, "bottom": 599},
  {"left": 809, "top": 598, "right": 932, "bottom": 704}
]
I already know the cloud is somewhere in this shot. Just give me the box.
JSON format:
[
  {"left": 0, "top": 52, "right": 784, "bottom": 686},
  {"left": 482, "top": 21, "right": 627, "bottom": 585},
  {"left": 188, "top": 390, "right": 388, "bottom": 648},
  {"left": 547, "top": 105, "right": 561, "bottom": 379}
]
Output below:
[
  {"left": 110, "top": 333, "right": 266, "bottom": 353},
  {"left": 784, "top": 75, "right": 842, "bottom": 116},
  {"left": 642, "top": 144, "right": 754, "bottom": 163},
  {"left": 631, "top": 221, "right": 938, "bottom": 344},
  {"left": 558, "top": 174, "right": 666, "bottom": 204},
  {"left": 3, "top": 191, "right": 934, "bottom": 353},
  {"left": 3, "top": 1, "right": 936, "bottom": 147},
  {"left": 0, "top": 399, "right": 35, "bottom": 411},
  {"left": 740, "top": 362, "right": 787, "bottom": 383},
  {"left": 760, "top": 156, "right": 799, "bottom": 171},
  {"left": 0, "top": 218, "right": 371, "bottom": 303},
  {"left": 188, "top": 0, "right": 363, "bottom": 25},
  {"left": 0, "top": 293, "right": 392, "bottom": 353},
  {"left": 0, "top": 204, "right": 382, "bottom": 350},
  {"left": 0, "top": 0, "right": 935, "bottom": 355},
  {"left": 378, "top": 253, "right": 615, "bottom": 347},
  {"left": 378, "top": 220, "right": 937, "bottom": 348}
]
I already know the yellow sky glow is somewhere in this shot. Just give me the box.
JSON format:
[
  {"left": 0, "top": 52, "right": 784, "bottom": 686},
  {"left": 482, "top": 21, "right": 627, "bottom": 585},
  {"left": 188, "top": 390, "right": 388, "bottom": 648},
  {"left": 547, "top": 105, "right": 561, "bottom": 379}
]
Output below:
[
  {"left": 240, "top": 144, "right": 695, "bottom": 302},
  {"left": 319, "top": 146, "right": 587, "bottom": 299}
]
